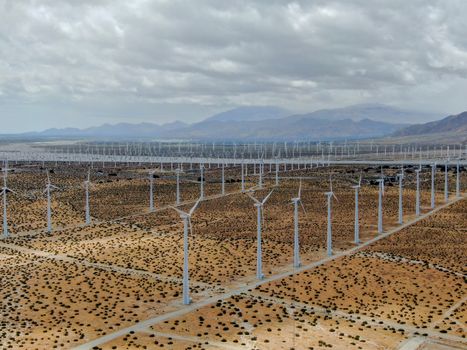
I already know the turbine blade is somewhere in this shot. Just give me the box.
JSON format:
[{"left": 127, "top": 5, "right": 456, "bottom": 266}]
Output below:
[
  {"left": 246, "top": 192, "right": 261, "bottom": 205},
  {"left": 6, "top": 188, "right": 16, "bottom": 195},
  {"left": 188, "top": 217, "right": 193, "bottom": 235},
  {"left": 298, "top": 178, "right": 302, "bottom": 198},
  {"left": 261, "top": 189, "right": 274, "bottom": 205},
  {"left": 299, "top": 199, "right": 306, "bottom": 214},
  {"left": 189, "top": 197, "right": 202, "bottom": 215},
  {"left": 169, "top": 206, "right": 187, "bottom": 216}
]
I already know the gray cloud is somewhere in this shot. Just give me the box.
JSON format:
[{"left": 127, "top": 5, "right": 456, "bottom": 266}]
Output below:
[{"left": 0, "top": 0, "right": 466, "bottom": 132}]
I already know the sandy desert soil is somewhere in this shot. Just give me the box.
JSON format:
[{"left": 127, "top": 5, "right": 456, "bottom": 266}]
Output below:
[{"left": 0, "top": 163, "right": 465, "bottom": 349}]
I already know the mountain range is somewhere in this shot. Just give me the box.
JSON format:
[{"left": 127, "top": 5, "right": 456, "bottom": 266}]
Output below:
[
  {"left": 393, "top": 111, "right": 467, "bottom": 136},
  {"left": 7, "top": 104, "right": 462, "bottom": 141}
]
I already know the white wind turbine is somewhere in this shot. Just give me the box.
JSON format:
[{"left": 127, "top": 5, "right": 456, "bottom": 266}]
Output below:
[
  {"left": 456, "top": 160, "right": 461, "bottom": 198},
  {"left": 275, "top": 160, "right": 279, "bottom": 187},
  {"left": 444, "top": 161, "right": 449, "bottom": 203},
  {"left": 415, "top": 166, "right": 421, "bottom": 216},
  {"left": 1, "top": 161, "right": 15, "bottom": 238},
  {"left": 247, "top": 189, "right": 274, "bottom": 279},
  {"left": 431, "top": 163, "right": 436, "bottom": 209},
  {"left": 149, "top": 170, "right": 156, "bottom": 212},
  {"left": 376, "top": 172, "right": 385, "bottom": 234},
  {"left": 241, "top": 163, "right": 245, "bottom": 192},
  {"left": 84, "top": 169, "right": 91, "bottom": 225},
  {"left": 176, "top": 167, "right": 181, "bottom": 205},
  {"left": 44, "top": 170, "right": 59, "bottom": 233},
  {"left": 325, "top": 176, "right": 338, "bottom": 256},
  {"left": 351, "top": 174, "right": 362, "bottom": 244},
  {"left": 397, "top": 167, "right": 404, "bottom": 224},
  {"left": 170, "top": 198, "right": 202, "bottom": 305},
  {"left": 221, "top": 163, "right": 225, "bottom": 195},
  {"left": 291, "top": 179, "right": 305, "bottom": 267},
  {"left": 258, "top": 162, "right": 264, "bottom": 189},
  {"left": 199, "top": 164, "right": 204, "bottom": 199}
]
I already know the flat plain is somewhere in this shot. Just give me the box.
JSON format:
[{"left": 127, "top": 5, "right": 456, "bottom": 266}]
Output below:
[{"left": 0, "top": 163, "right": 465, "bottom": 349}]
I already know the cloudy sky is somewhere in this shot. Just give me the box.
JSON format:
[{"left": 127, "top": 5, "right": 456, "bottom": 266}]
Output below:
[{"left": 1, "top": 0, "right": 466, "bottom": 133}]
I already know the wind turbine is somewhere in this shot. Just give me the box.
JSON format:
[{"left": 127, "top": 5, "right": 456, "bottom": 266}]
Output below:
[
  {"left": 149, "top": 170, "right": 156, "bottom": 212},
  {"left": 325, "top": 176, "right": 338, "bottom": 256},
  {"left": 351, "top": 174, "right": 362, "bottom": 244},
  {"left": 415, "top": 166, "right": 421, "bottom": 216},
  {"left": 170, "top": 197, "right": 202, "bottom": 305},
  {"left": 176, "top": 167, "right": 181, "bottom": 205},
  {"left": 221, "top": 163, "right": 225, "bottom": 195},
  {"left": 444, "top": 161, "right": 449, "bottom": 203},
  {"left": 247, "top": 189, "right": 274, "bottom": 279},
  {"left": 1, "top": 161, "right": 15, "bottom": 238},
  {"left": 397, "top": 167, "right": 404, "bottom": 224},
  {"left": 44, "top": 170, "right": 59, "bottom": 233},
  {"left": 291, "top": 179, "right": 306, "bottom": 267},
  {"left": 275, "top": 160, "right": 279, "bottom": 187},
  {"left": 431, "top": 163, "right": 436, "bottom": 209},
  {"left": 84, "top": 169, "right": 91, "bottom": 225},
  {"left": 456, "top": 160, "right": 461, "bottom": 198},
  {"left": 258, "top": 162, "right": 263, "bottom": 189},
  {"left": 199, "top": 164, "right": 204, "bottom": 199},
  {"left": 241, "top": 163, "right": 245, "bottom": 192},
  {"left": 376, "top": 175, "right": 385, "bottom": 234}
]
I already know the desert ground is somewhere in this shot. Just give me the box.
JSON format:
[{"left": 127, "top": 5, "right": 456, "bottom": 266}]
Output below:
[{"left": 0, "top": 162, "right": 465, "bottom": 349}]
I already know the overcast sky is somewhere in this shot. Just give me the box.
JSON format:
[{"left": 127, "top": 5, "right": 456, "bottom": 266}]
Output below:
[{"left": 1, "top": 0, "right": 466, "bottom": 133}]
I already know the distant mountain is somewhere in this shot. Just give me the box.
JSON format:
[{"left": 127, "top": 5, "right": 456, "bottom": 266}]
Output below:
[
  {"left": 289, "top": 103, "right": 439, "bottom": 124},
  {"left": 204, "top": 106, "right": 289, "bottom": 122},
  {"left": 393, "top": 111, "right": 467, "bottom": 136},
  {"left": 168, "top": 116, "right": 407, "bottom": 141},
  {"left": 27, "top": 121, "right": 189, "bottom": 138},
  {"left": 9, "top": 104, "right": 444, "bottom": 141}
]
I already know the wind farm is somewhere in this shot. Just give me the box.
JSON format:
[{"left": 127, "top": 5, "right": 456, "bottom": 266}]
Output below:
[
  {"left": 1, "top": 1, "right": 467, "bottom": 349},
  {"left": 0, "top": 140, "right": 465, "bottom": 349}
]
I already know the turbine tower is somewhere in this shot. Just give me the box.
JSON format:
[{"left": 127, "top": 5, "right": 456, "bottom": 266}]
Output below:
[
  {"left": 397, "top": 167, "right": 404, "bottom": 224},
  {"left": 431, "top": 163, "right": 436, "bottom": 209},
  {"left": 275, "top": 160, "right": 279, "bottom": 187},
  {"left": 325, "top": 176, "right": 338, "bottom": 256},
  {"left": 221, "top": 163, "right": 225, "bottom": 195},
  {"left": 149, "top": 170, "right": 155, "bottom": 212},
  {"left": 258, "top": 162, "right": 263, "bottom": 189},
  {"left": 291, "top": 179, "right": 305, "bottom": 267},
  {"left": 199, "top": 164, "right": 204, "bottom": 199},
  {"left": 170, "top": 198, "right": 202, "bottom": 305},
  {"left": 456, "top": 160, "right": 461, "bottom": 198},
  {"left": 247, "top": 189, "right": 274, "bottom": 280},
  {"left": 1, "top": 161, "right": 15, "bottom": 238},
  {"left": 376, "top": 177, "right": 385, "bottom": 234},
  {"left": 176, "top": 168, "right": 181, "bottom": 205},
  {"left": 241, "top": 163, "right": 245, "bottom": 192},
  {"left": 351, "top": 174, "right": 362, "bottom": 244},
  {"left": 415, "top": 167, "right": 421, "bottom": 216},
  {"left": 84, "top": 169, "right": 91, "bottom": 225},
  {"left": 444, "top": 161, "right": 449, "bottom": 203},
  {"left": 44, "top": 170, "right": 59, "bottom": 233}
]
